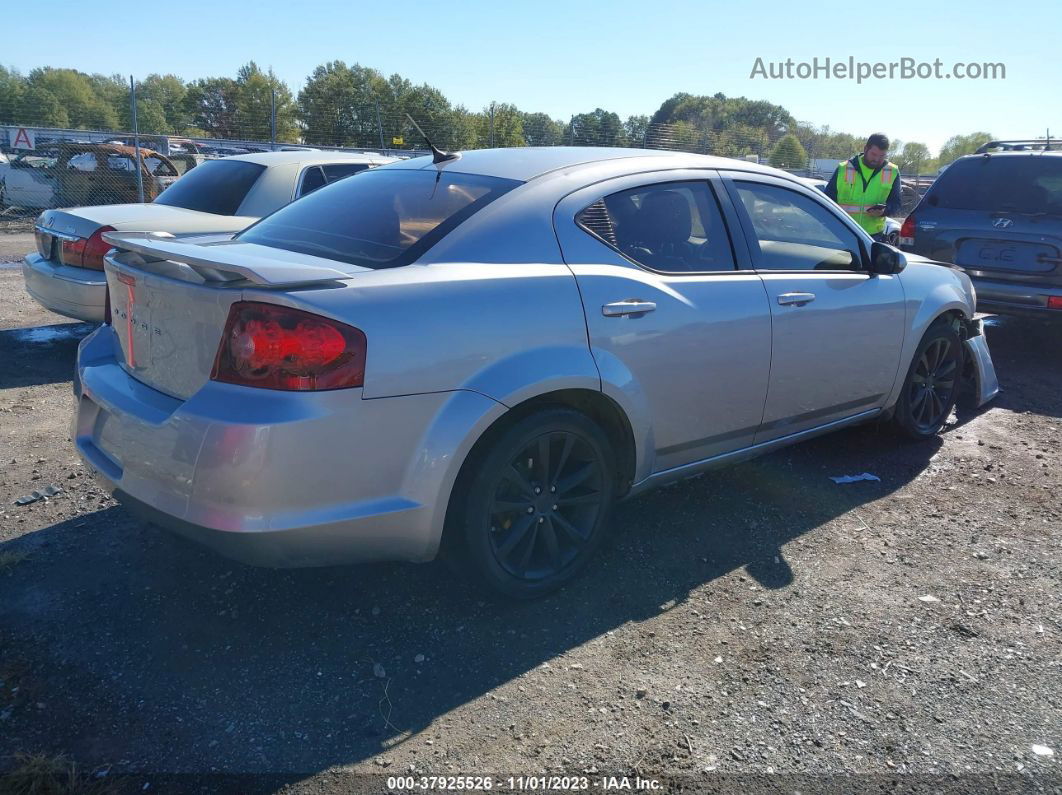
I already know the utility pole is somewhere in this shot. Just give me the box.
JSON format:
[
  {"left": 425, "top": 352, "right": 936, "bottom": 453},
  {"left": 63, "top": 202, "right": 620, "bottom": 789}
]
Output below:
[
  {"left": 129, "top": 75, "right": 145, "bottom": 203},
  {"left": 489, "top": 102, "right": 496, "bottom": 148},
  {"left": 375, "top": 99, "right": 385, "bottom": 151},
  {"left": 270, "top": 88, "right": 277, "bottom": 151}
]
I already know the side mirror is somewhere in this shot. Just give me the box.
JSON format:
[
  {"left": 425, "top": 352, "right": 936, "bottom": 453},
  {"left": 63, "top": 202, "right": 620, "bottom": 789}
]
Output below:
[{"left": 869, "top": 241, "right": 906, "bottom": 275}]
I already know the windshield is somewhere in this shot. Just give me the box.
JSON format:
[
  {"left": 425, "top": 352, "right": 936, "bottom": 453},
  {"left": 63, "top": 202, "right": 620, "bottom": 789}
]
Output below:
[
  {"left": 237, "top": 168, "right": 521, "bottom": 269},
  {"left": 154, "top": 159, "right": 266, "bottom": 215},
  {"left": 928, "top": 156, "right": 1062, "bottom": 214}
]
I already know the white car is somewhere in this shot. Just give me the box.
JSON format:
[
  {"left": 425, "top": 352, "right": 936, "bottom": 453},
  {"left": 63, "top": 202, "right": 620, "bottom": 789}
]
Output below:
[
  {"left": 24, "top": 150, "right": 396, "bottom": 322},
  {"left": 1, "top": 149, "right": 61, "bottom": 210}
]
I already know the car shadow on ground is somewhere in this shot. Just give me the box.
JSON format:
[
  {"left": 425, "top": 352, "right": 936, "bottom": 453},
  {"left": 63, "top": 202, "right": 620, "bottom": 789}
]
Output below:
[
  {"left": 0, "top": 322, "right": 96, "bottom": 389},
  {"left": 0, "top": 419, "right": 948, "bottom": 781}
]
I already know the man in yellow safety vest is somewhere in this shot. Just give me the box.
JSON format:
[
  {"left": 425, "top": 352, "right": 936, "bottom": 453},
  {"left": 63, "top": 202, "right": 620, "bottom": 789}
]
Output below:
[{"left": 822, "top": 133, "right": 902, "bottom": 241}]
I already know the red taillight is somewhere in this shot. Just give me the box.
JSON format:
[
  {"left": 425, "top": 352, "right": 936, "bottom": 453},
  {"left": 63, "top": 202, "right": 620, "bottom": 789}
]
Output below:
[
  {"left": 59, "top": 225, "right": 116, "bottom": 270},
  {"left": 1047, "top": 296, "right": 1062, "bottom": 310},
  {"left": 898, "top": 215, "right": 916, "bottom": 248},
  {"left": 211, "top": 302, "right": 366, "bottom": 391}
]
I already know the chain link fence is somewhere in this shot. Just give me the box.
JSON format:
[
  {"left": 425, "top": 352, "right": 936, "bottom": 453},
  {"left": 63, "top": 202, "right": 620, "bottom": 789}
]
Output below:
[{"left": 0, "top": 70, "right": 920, "bottom": 214}]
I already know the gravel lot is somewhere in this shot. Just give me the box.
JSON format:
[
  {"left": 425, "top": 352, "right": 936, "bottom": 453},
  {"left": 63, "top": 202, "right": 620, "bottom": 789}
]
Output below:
[{"left": 0, "top": 229, "right": 1059, "bottom": 793}]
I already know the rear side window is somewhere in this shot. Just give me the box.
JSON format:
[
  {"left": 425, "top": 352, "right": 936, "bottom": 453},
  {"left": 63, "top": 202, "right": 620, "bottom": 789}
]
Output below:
[
  {"left": 928, "top": 157, "right": 1062, "bottom": 214},
  {"left": 576, "top": 181, "right": 736, "bottom": 272},
  {"left": 322, "top": 162, "right": 369, "bottom": 182},
  {"left": 67, "top": 153, "right": 97, "bottom": 171},
  {"left": 154, "top": 159, "right": 266, "bottom": 215},
  {"left": 238, "top": 168, "right": 520, "bottom": 269},
  {"left": 298, "top": 166, "right": 326, "bottom": 197}
]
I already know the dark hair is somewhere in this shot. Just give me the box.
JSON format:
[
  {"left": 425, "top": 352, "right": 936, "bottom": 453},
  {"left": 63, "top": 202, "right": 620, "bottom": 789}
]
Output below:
[{"left": 865, "top": 133, "right": 890, "bottom": 151}]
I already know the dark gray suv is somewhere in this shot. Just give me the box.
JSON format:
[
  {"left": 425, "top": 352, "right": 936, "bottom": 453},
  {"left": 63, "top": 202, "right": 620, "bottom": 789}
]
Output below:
[{"left": 900, "top": 141, "right": 1062, "bottom": 318}]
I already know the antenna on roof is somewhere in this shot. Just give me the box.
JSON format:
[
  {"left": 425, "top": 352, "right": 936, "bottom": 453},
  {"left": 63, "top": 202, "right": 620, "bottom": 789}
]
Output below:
[{"left": 405, "top": 114, "right": 460, "bottom": 165}]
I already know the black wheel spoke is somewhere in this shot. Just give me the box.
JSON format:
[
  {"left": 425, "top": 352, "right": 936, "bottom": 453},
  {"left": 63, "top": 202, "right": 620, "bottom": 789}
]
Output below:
[
  {"left": 552, "top": 511, "right": 591, "bottom": 543},
  {"left": 516, "top": 524, "right": 539, "bottom": 572},
  {"left": 492, "top": 498, "right": 530, "bottom": 514},
  {"left": 557, "top": 492, "right": 601, "bottom": 508},
  {"left": 911, "top": 387, "right": 929, "bottom": 416},
  {"left": 503, "top": 465, "right": 536, "bottom": 500},
  {"left": 556, "top": 461, "right": 595, "bottom": 495},
  {"left": 536, "top": 435, "right": 552, "bottom": 484},
  {"left": 930, "top": 390, "right": 944, "bottom": 420},
  {"left": 936, "top": 359, "right": 958, "bottom": 379},
  {"left": 916, "top": 392, "right": 933, "bottom": 424},
  {"left": 540, "top": 519, "right": 562, "bottom": 570},
  {"left": 552, "top": 435, "right": 574, "bottom": 486},
  {"left": 496, "top": 513, "right": 535, "bottom": 559}
]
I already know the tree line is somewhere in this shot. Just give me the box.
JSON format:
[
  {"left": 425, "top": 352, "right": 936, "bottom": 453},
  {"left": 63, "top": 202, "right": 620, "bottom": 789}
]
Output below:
[{"left": 0, "top": 62, "right": 993, "bottom": 171}]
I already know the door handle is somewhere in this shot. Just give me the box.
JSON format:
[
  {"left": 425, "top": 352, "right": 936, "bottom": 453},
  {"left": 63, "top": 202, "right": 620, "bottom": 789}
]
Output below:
[
  {"left": 602, "top": 300, "right": 657, "bottom": 317},
  {"left": 777, "top": 292, "right": 816, "bottom": 306}
]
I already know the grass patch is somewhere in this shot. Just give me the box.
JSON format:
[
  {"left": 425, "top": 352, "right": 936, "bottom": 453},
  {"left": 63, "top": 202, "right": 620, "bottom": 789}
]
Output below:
[{"left": 0, "top": 753, "right": 116, "bottom": 795}]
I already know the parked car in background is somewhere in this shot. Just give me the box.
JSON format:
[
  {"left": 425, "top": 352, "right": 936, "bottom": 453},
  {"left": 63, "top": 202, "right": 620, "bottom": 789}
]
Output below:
[
  {"left": 24, "top": 150, "right": 395, "bottom": 321},
  {"left": 1, "top": 143, "right": 179, "bottom": 210},
  {"left": 900, "top": 140, "right": 1062, "bottom": 318},
  {"left": 74, "top": 148, "right": 997, "bottom": 599},
  {"left": 1, "top": 148, "right": 61, "bottom": 210}
]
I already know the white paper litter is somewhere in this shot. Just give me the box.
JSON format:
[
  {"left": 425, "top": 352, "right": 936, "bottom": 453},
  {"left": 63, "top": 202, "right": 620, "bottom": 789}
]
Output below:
[{"left": 830, "top": 473, "right": 881, "bottom": 484}]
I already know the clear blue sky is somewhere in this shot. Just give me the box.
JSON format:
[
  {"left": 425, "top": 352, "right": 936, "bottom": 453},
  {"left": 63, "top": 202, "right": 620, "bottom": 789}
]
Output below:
[{"left": 8, "top": 0, "right": 1058, "bottom": 155}]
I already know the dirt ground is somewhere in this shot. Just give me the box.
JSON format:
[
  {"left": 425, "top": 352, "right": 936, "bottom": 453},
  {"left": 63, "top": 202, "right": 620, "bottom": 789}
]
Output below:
[{"left": 0, "top": 230, "right": 1059, "bottom": 794}]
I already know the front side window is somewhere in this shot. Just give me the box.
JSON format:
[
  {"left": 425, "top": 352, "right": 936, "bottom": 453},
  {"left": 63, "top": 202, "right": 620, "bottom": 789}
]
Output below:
[
  {"left": 734, "top": 181, "right": 863, "bottom": 271},
  {"left": 576, "top": 180, "right": 735, "bottom": 273},
  {"left": 238, "top": 168, "right": 521, "bottom": 269}
]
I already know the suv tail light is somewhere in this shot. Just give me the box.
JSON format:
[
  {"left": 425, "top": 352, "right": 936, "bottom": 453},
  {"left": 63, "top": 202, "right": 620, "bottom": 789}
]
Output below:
[
  {"left": 59, "top": 225, "right": 116, "bottom": 270},
  {"left": 211, "top": 302, "right": 366, "bottom": 391},
  {"left": 1047, "top": 296, "right": 1062, "bottom": 310},
  {"left": 899, "top": 215, "right": 916, "bottom": 248}
]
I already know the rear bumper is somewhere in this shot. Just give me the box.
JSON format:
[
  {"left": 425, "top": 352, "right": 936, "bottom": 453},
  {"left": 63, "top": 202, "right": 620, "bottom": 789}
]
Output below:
[
  {"left": 22, "top": 253, "right": 106, "bottom": 322},
  {"left": 73, "top": 325, "right": 505, "bottom": 568},
  {"left": 972, "top": 276, "right": 1062, "bottom": 318}
]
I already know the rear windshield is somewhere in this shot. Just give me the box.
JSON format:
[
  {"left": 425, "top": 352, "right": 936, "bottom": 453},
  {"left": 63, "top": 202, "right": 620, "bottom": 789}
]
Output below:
[
  {"left": 154, "top": 159, "right": 266, "bottom": 215},
  {"left": 237, "top": 168, "right": 521, "bottom": 269},
  {"left": 928, "top": 156, "right": 1062, "bottom": 214}
]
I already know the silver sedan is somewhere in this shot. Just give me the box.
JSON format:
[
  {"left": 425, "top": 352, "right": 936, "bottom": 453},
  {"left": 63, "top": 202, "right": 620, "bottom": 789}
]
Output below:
[{"left": 73, "top": 148, "right": 999, "bottom": 598}]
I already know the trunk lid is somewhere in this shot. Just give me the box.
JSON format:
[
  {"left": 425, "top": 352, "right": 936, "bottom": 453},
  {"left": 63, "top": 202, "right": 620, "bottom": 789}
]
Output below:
[
  {"left": 34, "top": 205, "right": 258, "bottom": 265},
  {"left": 102, "top": 232, "right": 363, "bottom": 399}
]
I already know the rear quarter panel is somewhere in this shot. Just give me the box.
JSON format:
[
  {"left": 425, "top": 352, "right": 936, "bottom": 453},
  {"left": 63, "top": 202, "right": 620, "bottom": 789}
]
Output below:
[{"left": 257, "top": 260, "right": 599, "bottom": 404}]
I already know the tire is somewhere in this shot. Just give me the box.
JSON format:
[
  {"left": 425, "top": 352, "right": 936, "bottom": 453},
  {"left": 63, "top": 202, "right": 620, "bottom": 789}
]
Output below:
[
  {"left": 450, "top": 408, "right": 617, "bottom": 599},
  {"left": 893, "top": 319, "right": 963, "bottom": 439},
  {"left": 887, "top": 231, "right": 900, "bottom": 246}
]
